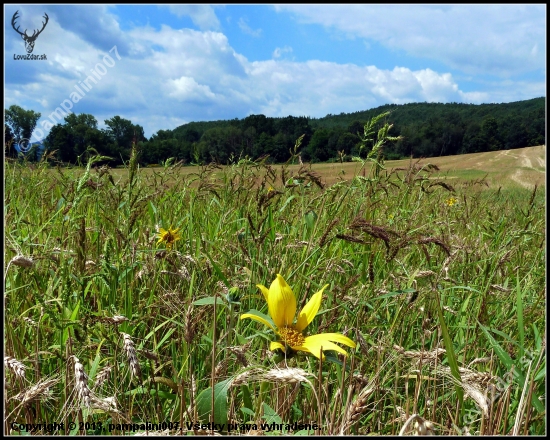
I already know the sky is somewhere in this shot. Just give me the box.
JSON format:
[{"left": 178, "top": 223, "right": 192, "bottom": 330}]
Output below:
[{"left": 4, "top": 4, "right": 546, "bottom": 142}]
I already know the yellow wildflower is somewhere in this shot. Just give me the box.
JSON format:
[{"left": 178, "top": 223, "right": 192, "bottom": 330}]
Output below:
[
  {"left": 241, "top": 274, "right": 356, "bottom": 359},
  {"left": 156, "top": 226, "right": 181, "bottom": 249},
  {"left": 445, "top": 197, "right": 458, "bottom": 207}
]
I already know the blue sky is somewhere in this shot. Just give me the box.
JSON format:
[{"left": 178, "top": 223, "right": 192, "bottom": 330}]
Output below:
[{"left": 4, "top": 4, "right": 546, "bottom": 141}]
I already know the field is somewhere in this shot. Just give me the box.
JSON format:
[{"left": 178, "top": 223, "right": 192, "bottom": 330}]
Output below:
[
  {"left": 4, "top": 144, "right": 546, "bottom": 435},
  {"left": 105, "top": 144, "right": 546, "bottom": 190}
]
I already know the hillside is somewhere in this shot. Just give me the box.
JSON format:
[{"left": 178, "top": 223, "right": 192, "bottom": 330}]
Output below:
[{"left": 39, "top": 98, "right": 545, "bottom": 166}]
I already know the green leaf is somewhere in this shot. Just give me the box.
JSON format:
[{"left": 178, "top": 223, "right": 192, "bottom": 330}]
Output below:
[
  {"left": 478, "top": 322, "right": 544, "bottom": 413},
  {"left": 148, "top": 201, "right": 157, "bottom": 226},
  {"left": 262, "top": 402, "right": 283, "bottom": 425},
  {"left": 196, "top": 378, "right": 232, "bottom": 432},
  {"left": 515, "top": 274, "right": 525, "bottom": 360},
  {"left": 157, "top": 327, "right": 176, "bottom": 348},
  {"left": 240, "top": 407, "right": 255, "bottom": 417},
  {"left": 193, "top": 296, "right": 226, "bottom": 307},
  {"left": 304, "top": 210, "right": 317, "bottom": 231},
  {"left": 434, "top": 289, "right": 464, "bottom": 419},
  {"left": 279, "top": 195, "right": 296, "bottom": 213},
  {"left": 203, "top": 249, "right": 230, "bottom": 289}
]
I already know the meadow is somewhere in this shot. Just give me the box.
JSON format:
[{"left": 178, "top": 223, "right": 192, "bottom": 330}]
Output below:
[{"left": 4, "top": 137, "right": 546, "bottom": 435}]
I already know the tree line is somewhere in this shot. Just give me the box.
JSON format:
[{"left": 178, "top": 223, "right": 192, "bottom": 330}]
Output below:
[{"left": 4, "top": 97, "right": 545, "bottom": 166}]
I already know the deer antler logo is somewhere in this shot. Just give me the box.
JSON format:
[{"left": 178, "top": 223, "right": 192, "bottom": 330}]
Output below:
[{"left": 11, "top": 10, "right": 49, "bottom": 54}]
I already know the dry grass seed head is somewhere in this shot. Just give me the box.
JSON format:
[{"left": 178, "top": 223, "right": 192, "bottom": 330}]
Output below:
[
  {"left": 415, "top": 270, "right": 436, "bottom": 279},
  {"left": 227, "top": 341, "right": 251, "bottom": 367},
  {"left": 341, "top": 385, "right": 376, "bottom": 433},
  {"left": 101, "top": 315, "right": 129, "bottom": 325},
  {"left": 72, "top": 355, "right": 92, "bottom": 408},
  {"left": 93, "top": 364, "right": 113, "bottom": 390},
  {"left": 121, "top": 332, "right": 141, "bottom": 379},
  {"left": 5, "top": 356, "right": 27, "bottom": 379},
  {"left": 23, "top": 316, "right": 37, "bottom": 327},
  {"left": 399, "top": 414, "right": 436, "bottom": 436},
  {"left": 394, "top": 345, "right": 446, "bottom": 367},
  {"left": 91, "top": 395, "right": 119, "bottom": 413},
  {"left": 433, "top": 364, "right": 498, "bottom": 418},
  {"left": 10, "top": 255, "right": 35, "bottom": 268},
  {"left": 14, "top": 377, "right": 59, "bottom": 405},
  {"left": 231, "top": 367, "right": 313, "bottom": 387}
]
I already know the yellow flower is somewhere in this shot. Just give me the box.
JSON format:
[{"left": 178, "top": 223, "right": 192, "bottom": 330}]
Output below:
[
  {"left": 241, "top": 274, "right": 356, "bottom": 359},
  {"left": 156, "top": 225, "right": 181, "bottom": 249},
  {"left": 445, "top": 197, "right": 458, "bottom": 207}
]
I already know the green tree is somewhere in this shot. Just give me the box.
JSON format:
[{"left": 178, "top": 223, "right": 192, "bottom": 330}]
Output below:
[
  {"left": 253, "top": 132, "right": 274, "bottom": 160},
  {"left": 5, "top": 105, "right": 41, "bottom": 157},
  {"left": 104, "top": 116, "right": 145, "bottom": 165},
  {"left": 480, "top": 116, "right": 502, "bottom": 151},
  {"left": 271, "top": 132, "right": 288, "bottom": 162},
  {"left": 461, "top": 122, "right": 484, "bottom": 154},
  {"left": 307, "top": 128, "right": 332, "bottom": 162},
  {"left": 4, "top": 124, "right": 14, "bottom": 155},
  {"left": 336, "top": 132, "right": 359, "bottom": 156},
  {"left": 45, "top": 113, "right": 106, "bottom": 164}
]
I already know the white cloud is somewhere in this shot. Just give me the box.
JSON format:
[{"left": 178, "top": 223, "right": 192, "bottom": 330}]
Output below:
[
  {"left": 272, "top": 46, "right": 293, "bottom": 59},
  {"left": 245, "top": 61, "right": 467, "bottom": 117},
  {"left": 168, "top": 76, "right": 216, "bottom": 102},
  {"left": 275, "top": 4, "right": 546, "bottom": 77},
  {"left": 238, "top": 17, "right": 262, "bottom": 37},
  {"left": 5, "top": 6, "right": 544, "bottom": 140},
  {"left": 166, "top": 5, "right": 221, "bottom": 30}
]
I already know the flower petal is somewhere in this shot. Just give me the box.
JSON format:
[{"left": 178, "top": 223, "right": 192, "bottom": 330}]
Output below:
[
  {"left": 267, "top": 274, "right": 296, "bottom": 328},
  {"left": 311, "top": 332, "right": 357, "bottom": 349},
  {"left": 240, "top": 312, "right": 276, "bottom": 332},
  {"left": 298, "top": 333, "right": 354, "bottom": 359},
  {"left": 256, "top": 284, "right": 270, "bottom": 303},
  {"left": 270, "top": 341, "right": 286, "bottom": 352},
  {"left": 295, "top": 284, "right": 328, "bottom": 332}
]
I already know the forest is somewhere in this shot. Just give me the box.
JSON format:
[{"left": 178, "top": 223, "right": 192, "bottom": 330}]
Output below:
[{"left": 5, "top": 97, "right": 545, "bottom": 166}]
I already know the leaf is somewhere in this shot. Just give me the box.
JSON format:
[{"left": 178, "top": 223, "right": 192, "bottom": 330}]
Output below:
[
  {"left": 478, "top": 322, "right": 544, "bottom": 413},
  {"left": 203, "top": 249, "right": 230, "bottom": 289},
  {"left": 515, "top": 274, "right": 525, "bottom": 360},
  {"left": 304, "top": 210, "right": 317, "bottom": 231},
  {"left": 193, "top": 296, "right": 226, "bottom": 307},
  {"left": 147, "top": 201, "right": 157, "bottom": 226},
  {"left": 157, "top": 327, "right": 176, "bottom": 348},
  {"left": 240, "top": 407, "right": 255, "bottom": 417},
  {"left": 279, "top": 195, "right": 296, "bottom": 213},
  {"left": 434, "top": 289, "right": 464, "bottom": 419},
  {"left": 196, "top": 378, "right": 232, "bottom": 432},
  {"left": 262, "top": 402, "right": 283, "bottom": 425}
]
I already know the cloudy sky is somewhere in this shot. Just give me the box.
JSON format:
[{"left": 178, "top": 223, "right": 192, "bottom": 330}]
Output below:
[{"left": 4, "top": 4, "right": 546, "bottom": 141}]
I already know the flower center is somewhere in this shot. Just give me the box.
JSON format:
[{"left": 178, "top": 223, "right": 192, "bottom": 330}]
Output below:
[{"left": 278, "top": 326, "right": 305, "bottom": 347}]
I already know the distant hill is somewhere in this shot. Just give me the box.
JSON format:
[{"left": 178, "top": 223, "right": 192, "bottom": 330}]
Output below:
[
  {"left": 173, "top": 97, "right": 544, "bottom": 136},
  {"left": 40, "top": 97, "right": 545, "bottom": 166},
  {"left": 309, "top": 97, "right": 545, "bottom": 130},
  {"left": 161, "top": 97, "right": 545, "bottom": 163}
]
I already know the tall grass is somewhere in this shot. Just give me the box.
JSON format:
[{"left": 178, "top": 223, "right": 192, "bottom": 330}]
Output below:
[{"left": 4, "top": 143, "right": 545, "bottom": 435}]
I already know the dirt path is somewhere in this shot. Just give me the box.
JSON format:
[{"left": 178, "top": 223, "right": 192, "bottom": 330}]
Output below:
[{"left": 510, "top": 146, "right": 545, "bottom": 189}]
